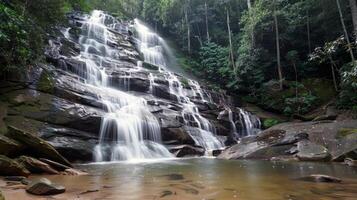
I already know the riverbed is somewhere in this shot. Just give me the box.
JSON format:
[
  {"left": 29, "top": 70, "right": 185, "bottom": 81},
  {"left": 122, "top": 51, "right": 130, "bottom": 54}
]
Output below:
[{"left": 2, "top": 158, "right": 357, "bottom": 200}]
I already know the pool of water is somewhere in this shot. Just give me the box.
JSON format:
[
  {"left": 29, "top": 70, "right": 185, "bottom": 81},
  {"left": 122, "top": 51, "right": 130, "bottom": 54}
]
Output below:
[{"left": 2, "top": 158, "right": 357, "bottom": 200}]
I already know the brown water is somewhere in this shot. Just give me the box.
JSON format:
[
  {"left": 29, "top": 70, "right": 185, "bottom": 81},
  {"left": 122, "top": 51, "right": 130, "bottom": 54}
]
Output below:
[{"left": 2, "top": 158, "right": 357, "bottom": 200}]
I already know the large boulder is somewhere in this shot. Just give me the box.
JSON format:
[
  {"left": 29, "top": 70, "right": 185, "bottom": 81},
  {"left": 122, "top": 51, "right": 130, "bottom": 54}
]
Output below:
[
  {"left": 0, "top": 155, "right": 30, "bottom": 177},
  {"left": 26, "top": 178, "right": 65, "bottom": 195},
  {"left": 161, "top": 127, "right": 195, "bottom": 145},
  {"left": 296, "top": 140, "right": 331, "bottom": 161},
  {"left": 332, "top": 133, "right": 357, "bottom": 161},
  {"left": 7, "top": 125, "right": 71, "bottom": 166},
  {"left": 168, "top": 145, "right": 205, "bottom": 157}
]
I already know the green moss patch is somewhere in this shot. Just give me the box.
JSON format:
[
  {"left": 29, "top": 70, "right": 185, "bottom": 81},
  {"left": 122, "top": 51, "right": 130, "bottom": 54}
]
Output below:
[{"left": 336, "top": 128, "right": 357, "bottom": 139}]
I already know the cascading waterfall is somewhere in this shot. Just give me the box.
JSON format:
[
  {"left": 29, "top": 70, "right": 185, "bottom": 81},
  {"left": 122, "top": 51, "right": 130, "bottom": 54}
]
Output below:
[
  {"left": 63, "top": 10, "right": 172, "bottom": 162},
  {"left": 238, "top": 108, "right": 261, "bottom": 137},
  {"left": 134, "top": 19, "right": 224, "bottom": 153}
]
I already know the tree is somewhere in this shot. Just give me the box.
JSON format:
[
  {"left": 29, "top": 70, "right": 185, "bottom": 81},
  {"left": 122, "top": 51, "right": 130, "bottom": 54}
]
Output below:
[
  {"left": 349, "top": 0, "right": 357, "bottom": 41},
  {"left": 273, "top": 0, "right": 283, "bottom": 90}
]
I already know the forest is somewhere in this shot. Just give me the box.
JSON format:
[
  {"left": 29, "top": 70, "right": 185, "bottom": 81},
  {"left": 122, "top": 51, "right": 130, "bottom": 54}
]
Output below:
[{"left": 1, "top": 0, "right": 357, "bottom": 117}]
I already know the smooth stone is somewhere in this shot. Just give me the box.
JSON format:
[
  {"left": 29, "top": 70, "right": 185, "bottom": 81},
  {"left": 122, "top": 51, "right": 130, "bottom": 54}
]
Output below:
[
  {"left": 0, "top": 155, "right": 30, "bottom": 177},
  {"left": 297, "top": 174, "right": 342, "bottom": 183},
  {"left": 62, "top": 168, "right": 88, "bottom": 176},
  {"left": 26, "top": 178, "right": 66, "bottom": 195}
]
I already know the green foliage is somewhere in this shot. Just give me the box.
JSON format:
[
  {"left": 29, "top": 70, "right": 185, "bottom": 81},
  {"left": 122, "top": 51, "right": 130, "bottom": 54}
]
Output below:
[
  {"left": 0, "top": 2, "right": 30, "bottom": 72},
  {"left": 263, "top": 118, "right": 280, "bottom": 129}
]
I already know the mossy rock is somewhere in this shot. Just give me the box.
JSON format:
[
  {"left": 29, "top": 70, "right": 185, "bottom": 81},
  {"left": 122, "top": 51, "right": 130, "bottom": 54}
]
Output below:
[
  {"left": 37, "top": 70, "right": 55, "bottom": 94},
  {"left": 6, "top": 125, "right": 71, "bottom": 166},
  {"left": 0, "top": 190, "right": 4, "bottom": 200},
  {"left": 0, "top": 155, "right": 30, "bottom": 177},
  {"left": 0, "top": 134, "right": 24, "bottom": 156},
  {"left": 336, "top": 128, "right": 357, "bottom": 139}
]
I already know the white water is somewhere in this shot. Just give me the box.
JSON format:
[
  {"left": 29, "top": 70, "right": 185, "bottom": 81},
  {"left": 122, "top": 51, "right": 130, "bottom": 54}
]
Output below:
[
  {"left": 238, "top": 108, "right": 261, "bottom": 137},
  {"left": 63, "top": 10, "right": 172, "bottom": 162},
  {"left": 134, "top": 19, "right": 224, "bottom": 153}
]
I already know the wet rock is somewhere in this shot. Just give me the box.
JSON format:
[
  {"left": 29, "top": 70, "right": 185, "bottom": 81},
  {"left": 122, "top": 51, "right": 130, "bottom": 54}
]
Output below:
[
  {"left": 26, "top": 178, "right": 66, "bottom": 195},
  {"left": 160, "top": 190, "right": 174, "bottom": 198},
  {"left": 296, "top": 140, "right": 331, "bottom": 161},
  {"left": 344, "top": 158, "right": 357, "bottom": 167},
  {"left": 16, "top": 156, "right": 59, "bottom": 175},
  {"left": 3, "top": 176, "right": 27, "bottom": 182},
  {"left": 297, "top": 174, "right": 342, "bottom": 183},
  {"left": 0, "top": 134, "right": 23, "bottom": 156},
  {"left": 0, "top": 155, "right": 30, "bottom": 177},
  {"left": 161, "top": 128, "right": 195, "bottom": 145},
  {"left": 39, "top": 158, "right": 71, "bottom": 171},
  {"left": 79, "top": 189, "right": 99, "bottom": 195},
  {"left": 169, "top": 145, "right": 205, "bottom": 157},
  {"left": 7, "top": 125, "right": 71, "bottom": 166},
  {"left": 62, "top": 168, "right": 88, "bottom": 176},
  {"left": 332, "top": 133, "right": 357, "bottom": 161}
]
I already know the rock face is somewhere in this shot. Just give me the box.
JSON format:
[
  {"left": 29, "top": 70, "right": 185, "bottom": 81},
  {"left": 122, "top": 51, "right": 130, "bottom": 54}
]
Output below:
[
  {"left": 219, "top": 120, "right": 357, "bottom": 161},
  {"left": 16, "top": 156, "right": 59, "bottom": 174},
  {"left": 0, "top": 11, "right": 261, "bottom": 162},
  {"left": 0, "top": 155, "right": 30, "bottom": 177},
  {"left": 26, "top": 178, "right": 66, "bottom": 195}
]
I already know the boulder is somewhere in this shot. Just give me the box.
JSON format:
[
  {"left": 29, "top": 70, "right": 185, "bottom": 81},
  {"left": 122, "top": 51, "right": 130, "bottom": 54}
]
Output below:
[
  {"left": 0, "top": 134, "right": 23, "bottom": 156},
  {"left": 16, "top": 156, "right": 59, "bottom": 175},
  {"left": 169, "top": 145, "right": 205, "bottom": 157},
  {"left": 296, "top": 140, "right": 331, "bottom": 161},
  {"left": 332, "top": 133, "right": 357, "bottom": 161},
  {"left": 7, "top": 125, "right": 71, "bottom": 166},
  {"left": 26, "top": 178, "right": 65, "bottom": 195},
  {"left": 0, "top": 155, "right": 30, "bottom": 177},
  {"left": 344, "top": 158, "right": 357, "bottom": 167},
  {"left": 161, "top": 128, "right": 195, "bottom": 145},
  {"left": 297, "top": 174, "right": 341, "bottom": 183}
]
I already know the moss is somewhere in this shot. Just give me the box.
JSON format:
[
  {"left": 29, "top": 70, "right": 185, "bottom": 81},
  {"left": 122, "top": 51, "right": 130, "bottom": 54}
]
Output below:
[
  {"left": 37, "top": 71, "right": 55, "bottom": 94},
  {"left": 336, "top": 128, "right": 357, "bottom": 139},
  {"left": 263, "top": 118, "right": 281, "bottom": 129}
]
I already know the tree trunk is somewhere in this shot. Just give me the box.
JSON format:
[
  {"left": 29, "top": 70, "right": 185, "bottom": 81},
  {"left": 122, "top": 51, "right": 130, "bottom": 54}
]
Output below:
[
  {"left": 227, "top": 7, "right": 236, "bottom": 73},
  {"left": 274, "top": 1, "right": 283, "bottom": 90},
  {"left": 349, "top": 0, "right": 357, "bottom": 41},
  {"left": 185, "top": 1, "right": 191, "bottom": 55},
  {"left": 292, "top": 62, "right": 298, "bottom": 99},
  {"left": 329, "top": 56, "right": 339, "bottom": 91},
  {"left": 336, "top": 0, "right": 355, "bottom": 63},
  {"left": 247, "top": 0, "right": 255, "bottom": 47},
  {"left": 205, "top": 1, "right": 210, "bottom": 42},
  {"left": 307, "top": 10, "right": 312, "bottom": 54}
]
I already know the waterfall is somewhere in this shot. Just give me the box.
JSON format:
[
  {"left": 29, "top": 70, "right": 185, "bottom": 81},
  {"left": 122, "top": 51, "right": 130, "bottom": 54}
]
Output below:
[
  {"left": 134, "top": 19, "right": 224, "bottom": 153},
  {"left": 238, "top": 108, "right": 261, "bottom": 137},
  {"left": 63, "top": 10, "right": 172, "bottom": 162}
]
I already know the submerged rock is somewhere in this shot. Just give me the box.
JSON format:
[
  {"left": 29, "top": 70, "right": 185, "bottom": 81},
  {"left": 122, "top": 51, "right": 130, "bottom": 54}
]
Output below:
[
  {"left": 344, "top": 158, "right": 357, "bottom": 167},
  {"left": 297, "top": 174, "right": 342, "bottom": 183},
  {"left": 0, "top": 155, "right": 30, "bottom": 177},
  {"left": 26, "top": 178, "right": 65, "bottom": 195}
]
